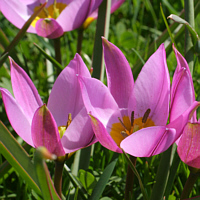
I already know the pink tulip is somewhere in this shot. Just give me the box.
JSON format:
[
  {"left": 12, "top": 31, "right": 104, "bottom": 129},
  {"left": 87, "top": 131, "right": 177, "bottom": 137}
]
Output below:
[
  {"left": 0, "top": 0, "right": 125, "bottom": 38},
  {"left": 0, "top": 55, "right": 96, "bottom": 156},
  {"left": 78, "top": 38, "right": 197, "bottom": 157}
]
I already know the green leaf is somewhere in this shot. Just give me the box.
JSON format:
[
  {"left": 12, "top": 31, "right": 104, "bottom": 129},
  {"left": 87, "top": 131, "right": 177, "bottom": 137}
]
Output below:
[
  {"left": 34, "top": 43, "right": 63, "bottom": 70},
  {"left": 33, "top": 147, "right": 61, "bottom": 200},
  {"left": 78, "top": 169, "right": 97, "bottom": 195},
  {"left": 167, "top": 14, "right": 199, "bottom": 46},
  {"left": 0, "top": 2, "right": 47, "bottom": 66},
  {"left": 160, "top": 4, "right": 176, "bottom": 47},
  {"left": 0, "top": 121, "right": 41, "bottom": 195},
  {"left": 88, "top": 153, "right": 118, "bottom": 200}
]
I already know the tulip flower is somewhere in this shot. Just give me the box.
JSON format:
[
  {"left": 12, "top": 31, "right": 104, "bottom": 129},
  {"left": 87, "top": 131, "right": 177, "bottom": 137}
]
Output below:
[
  {"left": 0, "top": 0, "right": 103, "bottom": 39},
  {"left": 78, "top": 38, "right": 197, "bottom": 157},
  {"left": 0, "top": 55, "right": 96, "bottom": 156}
]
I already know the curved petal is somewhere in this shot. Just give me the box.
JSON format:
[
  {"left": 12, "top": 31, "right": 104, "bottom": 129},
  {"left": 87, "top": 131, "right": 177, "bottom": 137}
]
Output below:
[
  {"left": 61, "top": 108, "right": 96, "bottom": 153},
  {"left": 90, "top": 115, "right": 122, "bottom": 153},
  {"left": 167, "top": 101, "right": 200, "bottom": 143},
  {"left": 47, "top": 54, "right": 90, "bottom": 127},
  {"left": 120, "top": 126, "right": 176, "bottom": 157},
  {"left": 128, "top": 43, "right": 170, "bottom": 126},
  {"left": 0, "top": 0, "right": 36, "bottom": 33},
  {"left": 57, "top": 0, "right": 91, "bottom": 31},
  {"left": 10, "top": 58, "right": 43, "bottom": 122},
  {"left": 170, "top": 45, "right": 195, "bottom": 122},
  {"left": 31, "top": 105, "right": 65, "bottom": 157},
  {"left": 0, "top": 88, "right": 34, "bottom": 146},
  {"left": 170, "top": 68, "right": 195, "bottom": 122},
  {"left": 102, "top": 38, "right": 134, "bottom": 108},
  {"left": 177, "top": 123, "right": 200, "bottom": 168},
  {"left": 35, "top": 18, "right": 64, "bottom": 39},
  {"left": 78, "top": 76, "right": 118, "bottom": 124}
]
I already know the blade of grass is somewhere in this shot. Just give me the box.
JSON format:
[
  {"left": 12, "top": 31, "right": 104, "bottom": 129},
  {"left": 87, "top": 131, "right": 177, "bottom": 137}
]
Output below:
[{"left": 0, "top": 121, "right": 41, "bottom": 195}]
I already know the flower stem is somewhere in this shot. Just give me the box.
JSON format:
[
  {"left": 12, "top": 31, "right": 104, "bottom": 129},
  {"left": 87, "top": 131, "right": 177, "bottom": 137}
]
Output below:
[
  {"left": 184, "top": 0, "right": 194, "bottom": 75},
  {"left": 125, "top": 155, "right": 137, "bottom": 200},
  {"left": 77, "top": 29, "right": 84, "bottom": 55},
  {"left": 54, "top": 37, "right": 62, "bottom": 75},
  {"left": 180, "top": 170, "right": 200, "bottom": 199},
  {"left": 54, "top": 156, "right": 67, "bottom": 197}
]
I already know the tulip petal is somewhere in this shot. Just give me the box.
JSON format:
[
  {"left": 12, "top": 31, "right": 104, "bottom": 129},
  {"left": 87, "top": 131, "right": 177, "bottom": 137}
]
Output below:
[
  {"left": 120, "top": 126, "right": 176, "bottom": 157},
  {"left": 0, "top": 88, "right": 34, "bottom": 146},
  {"left": 10, "top": 58, "right": 43, "bottom": 122},
  {"left": 78, "top": 76, "right": 118, "bottom": 124},
  {"left": 57, "top": 0, "right": 91, "bottom": 31},
  {"left": 61, "top": 108, "right": 96, "bottom": 153},
  {"left": 167, "top": 101, "right": 200, "bottom": 142},
  {"left": 0, "top": 0, "right": 36, "bottom": 33},
  {"left": 90, "top": 115, "right": 122, "bottom": 153},
  {"left": 31, "top": 105, "right": 65, "bottom": 156},
  {"left": 177, "top": 123, "right": 200, "bottom": 168},
  {"left": 170, "top": 46, "right": 195, "bottom": 122},
  {"left": 110, "top": 0, "right": 126, "bottom": 13},
  {"left": 102, "top": 38, "right": 134, "bottom": 108},
  {"left": 47, "top": 54, "right": 90, "bottom": 127},
  {"left": 129, "top": 44, "right": 170, "bottom": 125},
  {"left": 35, "top": 18, "right": 64, "bottom": 39}
]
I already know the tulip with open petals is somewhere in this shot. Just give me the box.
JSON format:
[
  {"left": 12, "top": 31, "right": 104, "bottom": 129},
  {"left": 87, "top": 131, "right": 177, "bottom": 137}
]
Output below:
[
  {"left": 79, "top": 38, "right": 197, "bottom": 157},
  {"left": 0, "top": 55, "right": 96, "bottom": 156},
  {"left": 0, "top": 0, "right": 102, "bottom": 38}
]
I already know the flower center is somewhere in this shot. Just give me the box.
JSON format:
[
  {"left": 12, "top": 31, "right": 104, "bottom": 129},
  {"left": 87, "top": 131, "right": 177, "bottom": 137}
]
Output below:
[
  {"left": 31, "top": 1, "right": 67, "bottom": 27},
  {"left": 110, "top": 109, "right": 155, "bottom": 146},
  {"left": 58, "top": 113, "right": 72, "bottom": 138}
]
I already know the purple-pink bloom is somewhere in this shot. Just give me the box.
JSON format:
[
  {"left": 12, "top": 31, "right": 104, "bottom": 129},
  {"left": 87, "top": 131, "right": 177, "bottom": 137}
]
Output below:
[
  {"left": 0, "top": 0, "right": 103, "bottom": 39},
  {"left": 0, "top": 55, "right": 96, "bottom": 156},
  {"left": 78, "top": 38, "right": 197, "bottom": 157}
]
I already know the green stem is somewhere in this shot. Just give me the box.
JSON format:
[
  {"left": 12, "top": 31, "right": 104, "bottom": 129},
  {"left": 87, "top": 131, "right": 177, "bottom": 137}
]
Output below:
[
  {"left": 54, "top": 157, "right": 66, "bottom": 198},
  {"left": 150, "top": 146, "right": 173, "bottom": 200},
  {"left": 180, "top": 170, "right": 200, "bottom": 199},
  {"left": 92, "top": 0, "right": 111, "bottom": 81},
  {"left": 125, "top": 156, "right": 137, "bottom": 200},
  {"left": 77, "top": 29, "right": 84, "bottom": 55},
  {"left": 184, "top": 0, "right": 195, "bottom": 75},
  {"left": 53, "top": 37, "right": 62, "bottom": 75}
]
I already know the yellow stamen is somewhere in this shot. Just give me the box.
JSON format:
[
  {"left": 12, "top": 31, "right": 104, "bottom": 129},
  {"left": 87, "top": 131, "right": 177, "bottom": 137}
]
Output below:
[
  {"left": 110, "top": 109, "right": 155, "bottom": 147},
  {"left": 31, "top": 2, "right": 67, "bottom": 27}
]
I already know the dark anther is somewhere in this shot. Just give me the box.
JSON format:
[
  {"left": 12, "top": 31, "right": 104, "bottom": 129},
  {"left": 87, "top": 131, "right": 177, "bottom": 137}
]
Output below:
[
  {"left": 142, "top": 109, "right": 151, "bottom": 123},
  {"left": 121, "top": 131, "right": 129, "bottom": 138},
  {"left": 131, "top": 111, "right": 134, "bottom": 127},
  {"left": 118, "top": 117, "right": 128, "bottom": 131}
]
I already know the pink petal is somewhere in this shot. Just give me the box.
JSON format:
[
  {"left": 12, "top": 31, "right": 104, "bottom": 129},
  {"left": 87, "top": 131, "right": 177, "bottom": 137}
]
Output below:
[
  {"left": 128, "top": 43, "right": 170, "bottom": 126},
  {"left": 177, "top": 123, "right": 200, "bottom": 168},
  {"left": 10, "top": 58, "right": 43, "bottom": 122},
  {"left": 167, "top": 101, "right": 200, "bottom": 143},
  {"left": 35, "top": 18, "right": 64, "bottom": 39},
  {"left": 78, "top": 76, "right": 118, "bottom": 123},
  {"left": 0, "top": 88, "right": 34, "bottom": 147},
  {"left": 90, "top": 115, "right": 122, "bottom": 153},
  {"left": 61, "top": 108, "right": 96, "bottom": 153},
  {"left": 57, "top": 0, "right": 91, "bottom": 31},
  {"left": 47, "top": 54, "right": 90, "bottom": 127},
  {"left": 102, "top": 38, "right": 134, "bottom": 108},
  {"left": 120, "top": 126, "right": 176, "bottom": 157},
  {"left": 31, "top": 105, "right": 65, "bottom": 157},
  {"left": 0, "top": 0, "right": 36, "bottom": 33},
  {"left": 110, "top": 0, "right": 125, "bottom": 13},
  {"left": 170, "top": 46, "right": 195, "bottom": 122}
]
